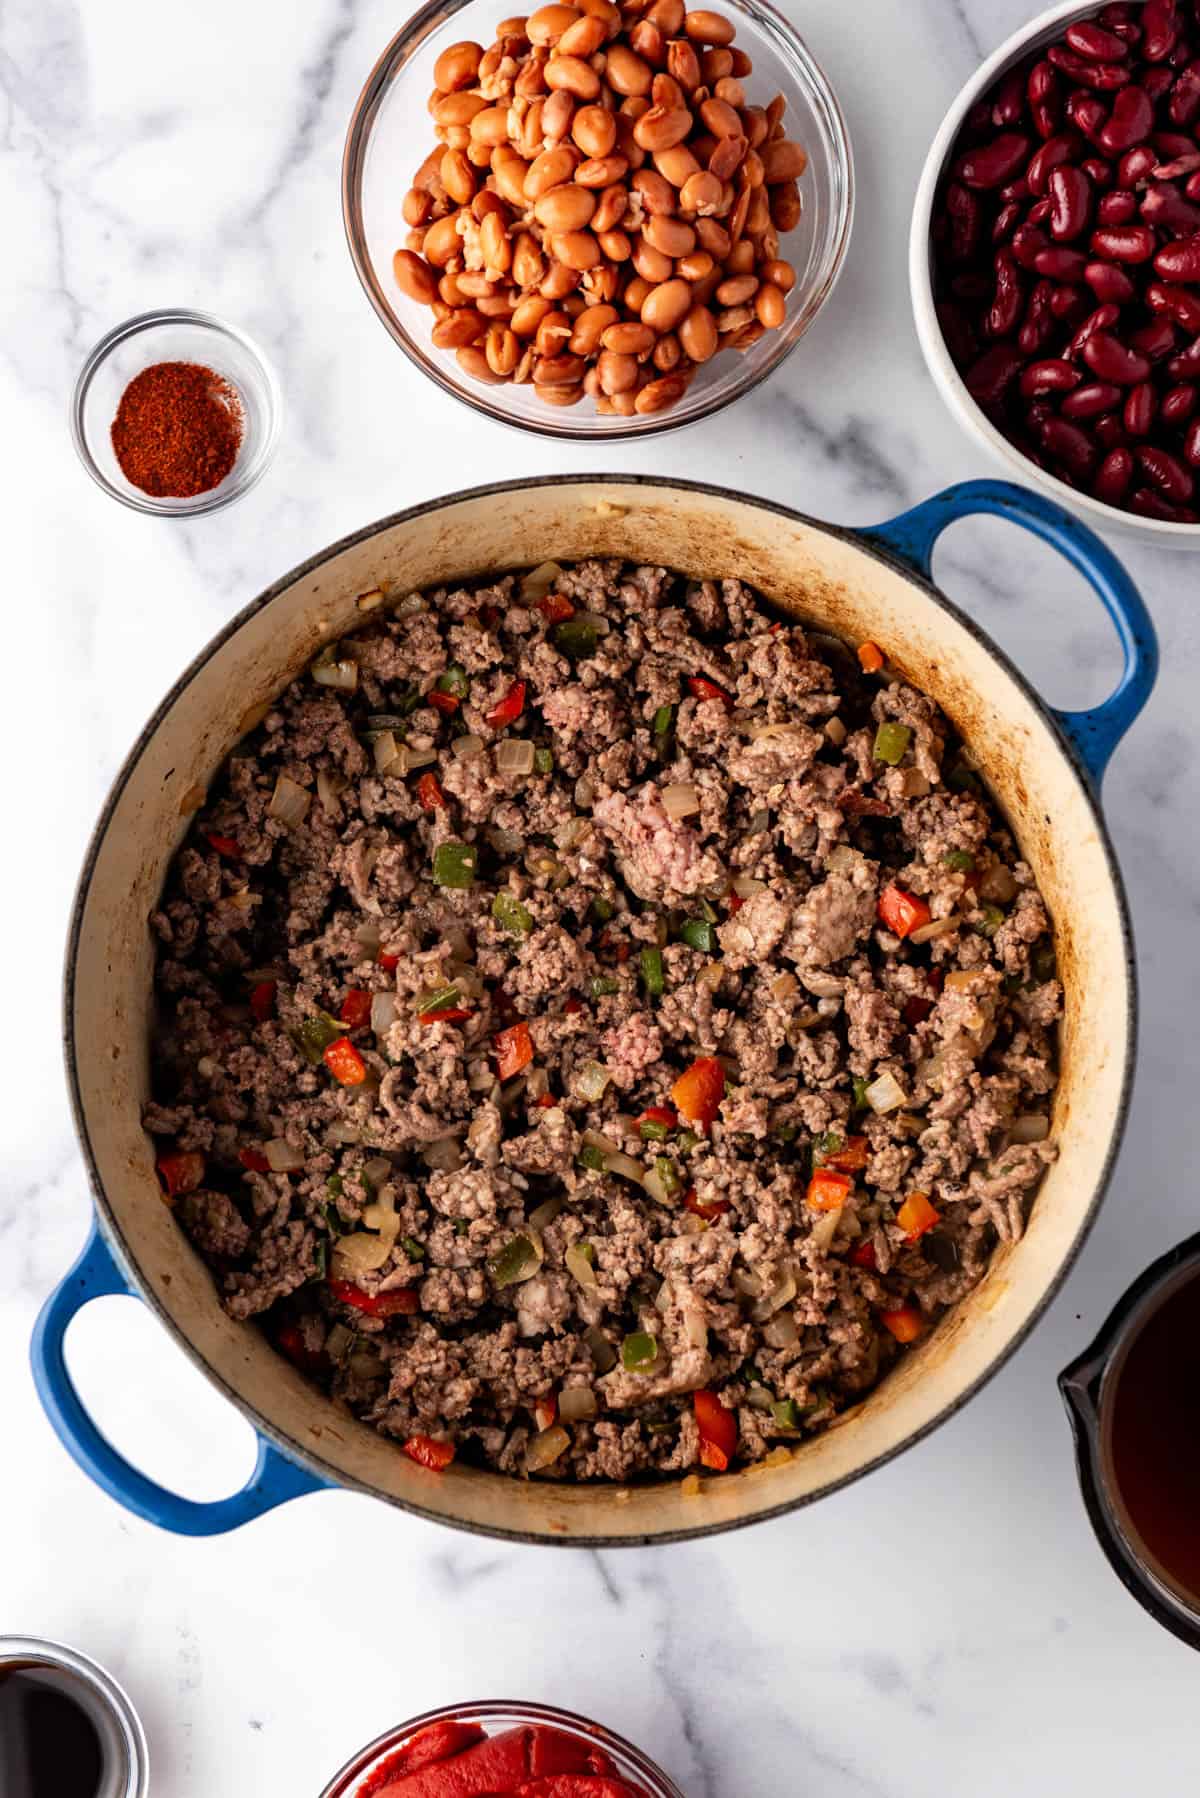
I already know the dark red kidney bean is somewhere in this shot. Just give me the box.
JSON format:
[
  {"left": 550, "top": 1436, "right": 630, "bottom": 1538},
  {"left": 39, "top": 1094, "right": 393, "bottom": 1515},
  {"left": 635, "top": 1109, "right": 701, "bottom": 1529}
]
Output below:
[
  {"left": 1147, "top": 280, "right": 1200, "bottom": 330},
  {"left": 965, "top": 344, "right": 1024, "bottom": 407},
  {"left": 951, "top": 271, "right": 992, "bottom": 301},
  {"left": 1156, "top": 149, "right": 1200, "bottom": 178},
  {"left": 993, "top": 200, "right": 1025, "bottom": 243},
  {"left": 936, "top": 300, "right": 979, "bottom": 368},
  {"left": 1154, "top": 237, "right": 1200, "bottom": 279},
  {"left": 1040, "top": 414, "right": 1099, "bottom": 477},
  {"left": 1142, "top": 0, "right": 1181, "bottom": 63},
  {"left": 1024, "top": 399, "right": 1056, "bottom": 434},
  {"left": 1026, "top": 197, "right": 1053, "bottom": 225},
  {"left": 957, "top": 133, "right": 1032, "bottom": 190},
  {"left": 1062, "top": 379, "right": 1124, "bottom": 416},
  {"left": 945, "top": 182, "right": 984, "bottom": 262},
  {"left": 1020, "top": 357, "right": 1084, "bottom": 395},
  {"left": 1085, "top": 258, "right": 1138, "bottom": 301},
  {"left": 1141, "top": 183, "right": 1200, "bottom": 234},
  {"left": 1028, "top": 60, "right": 1062, "bottom": 138},
  {"left": 1129, "top": 316, "right": 1180, "bottom": 358},
  {"left": 1067, "top": 20, "right": 1131, "bottom": 61},
  {"left": 1136, "top": 441, "right": 1195, "bottom": 498},
  {"left": 1187, "top": 172, "right": 1200, "bottom": 200},
  {"left": 1033, "top": 245, "right": 1089, "bottom": 279},
  {"left": 1082, "top": 156, "right": 1115, "bottom": 188},
  {"left": 1048, "top": 45, "right": 1132, "bottom": 88},
  {"left": 1094, "top": 411, "right": 1130, "bottom": 448},
  {"left": 1049, "top": 164, "right": 1093, "bottom": 239},
  {"left": 1090, "top": 223, "right": 1158, "bottom": 260},
  {"left": 1124, "top": 379, "right": 1158, "bottom": 433},
  {"left": 1129, "top": 484, "right": 1199, "bottom": 518},
  {"left": 1153, "top": 128, "right": 1195, "bottom": 157},
  {"left": 986, "top": 249, "right": 1024, "bottom": 338},
  {"left": 1098, "top": 188, "right": 1138, "bottom": 223},
  {"left": 1169, "top": 59, "right": 1200, "bottom": 123},
  {"left": 1117, "top": 144, "right": 1159, "bottom": 186},
  {"left": 1142, "top": 67, "right": 1177, "bottom": 104},
  {"left": 999, "top": 175, "right": 1032, "bottom": 203},
  {"left": 1167, "top": 337, "right": 1200, "bottom": 379},
  {"left": 1098, "top": 84, "right": 1156, "bottom": 151},
  {"left": 1067, "top": 92, "right": 1111, "bottom": 143},
  {"left": 1027, "top": 131, "right": 1083, "bottom": 194},
  {"left": 1093, "top": 446, "right": 1135, "bottom": 501},
  {"left": 1082, "top": 329, "right": 1153, "bottom": 381},
  {"left": 1011, "top": 223, "right": 1051, "bottom": 270},
  {"left": 1185, "top": 415, "right": 1200, "bottom": 464},
  {"left": 1048, "top": 282, "right": 1088, "bottom": 320},
  {"left": 991, "top": 66, "right": 1029, "bottom": 126},
  {"left": 1161, "top": 381, "right": 1199, "bottom": 424},
  {"left": 1100, "top": 3, "right": 1141, "bottom": 43},
  {"left": 1168, "top": 35, "right": 1194, "bottom": 70},
  {"left": 964, "top": 99, "right": 994, "bottom": 138},
  {"left": 1068, "top": 301, "right": 1121, "bottom": 358},
  {"left": 1018, "top": 278, "right": 1057, "bottom": 354}
]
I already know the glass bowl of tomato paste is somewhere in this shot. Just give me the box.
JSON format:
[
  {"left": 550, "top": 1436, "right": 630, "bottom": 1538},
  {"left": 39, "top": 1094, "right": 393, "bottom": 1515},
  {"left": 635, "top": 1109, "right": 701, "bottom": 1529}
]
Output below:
[{"left": 318, "top": 1700, "right": 685, "bottom": 1798}]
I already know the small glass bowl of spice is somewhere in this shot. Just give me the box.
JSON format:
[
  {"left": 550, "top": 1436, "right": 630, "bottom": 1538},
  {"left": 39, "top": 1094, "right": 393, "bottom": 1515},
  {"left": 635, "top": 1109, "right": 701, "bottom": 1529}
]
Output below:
[{"left": 71, "top": 309, "right": 280, "bottom": 515}]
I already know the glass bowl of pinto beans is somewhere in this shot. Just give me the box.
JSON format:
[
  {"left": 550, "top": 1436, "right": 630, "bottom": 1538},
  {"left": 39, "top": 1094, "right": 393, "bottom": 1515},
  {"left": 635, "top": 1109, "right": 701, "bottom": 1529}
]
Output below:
[
  {"left": 342, "top": 0, "right": 853, "bottom": 438},
  {"left": 318, "top": 1700, "right": 686, "bottom": 1798},
  {"left": 912, "top": 0, "right": 1200, "bottom": 540}
]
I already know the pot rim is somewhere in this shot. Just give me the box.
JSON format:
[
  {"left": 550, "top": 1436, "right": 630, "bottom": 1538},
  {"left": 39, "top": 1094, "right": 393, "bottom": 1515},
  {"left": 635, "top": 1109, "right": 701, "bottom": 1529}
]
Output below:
[{"left": 62, "top": 472, "right": 1138, "bottom": 1545}]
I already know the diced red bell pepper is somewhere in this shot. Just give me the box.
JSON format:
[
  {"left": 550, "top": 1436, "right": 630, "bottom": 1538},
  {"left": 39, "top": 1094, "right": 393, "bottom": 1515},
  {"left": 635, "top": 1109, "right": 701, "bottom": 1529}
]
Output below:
[
  {"left": 563, "top": 995, "right": 584, "bottom": 1015},
  {"left": 851, "top": 1240, "right": 877, "bottom": 1269},
  {"left": 807, "top": 1169, "right": 852, "bottom": 1212},
  {"left": 512, "top": 1781, "right": 645, "bottom": 1798},
  {"left": 534, "top": 1092, "right": 556, "bottom": 1108},
  {"left": 340, "top": 988, "right": 373, "bottom": 1029},
  {"left": 687, "top": 673, "right": 734, "bottom": 707},
  {"left": 416, "top": 771, "right": 447, "bottom": 812},
  {"left": 896, "top": 1191, "right": 939, "bottom": 1242},
  {"left": 903, "top": 994, "right": 935, "bottom": 1027},
  {"left": 402, "top": 1434, "right": 455, "bottom": 1472},
  {"left": 419, "top": 1007, "right": 473, "bottom": 1025},
  {"left": 858, "top": 640, "right": 885, "bottom": 673},
  {"left": 205, "top": 832, "right": 241, "bottom": 858},
  {"left": 638, "top": 1105, "right": 677, "bottom": 1129},
  {"left": 328, "top": 1280, "right": 419, "bottom": 1318},
  {"left": 685, "top": 1186, "right": 730, "bottom": 1222},
  {"left": 880, "top": 1306, "right": 925, "bottom": 1344},
  {"left": 238, "top": 1147, "right": 271, "bottom": 1173},
  {"left": 836, "top": 788, "right": 891, "bottom": 817},
  {"left": 536, "top": 592, "right": 575, "bottom": 622},
  {"left": 276, "top": 1323, "right": 324, "bottom": 1372},
  {"left": 694, "top": 1387, "right": 738, "bottom": 1472},
  {"left": 533, "top": 1394, "right": 558, "bottom": 1433},
  {"left": 372, "top": 1725, "right": 528, "bottom": 1796},
  {"left": 250, "top": 979, "right": 276, "bottom": 1022},
  {"left": 359, "top": 1723, "right": 487, "bottom": 1796},
  {"left": 877, "top": 884, "right": 931, "bottom": 939},
  {"left": 156, "top": 1150, "right": 205, "bottom": 1198},
  {"left": 494, "top": 1020, "right": 534, "bottom": 1081},
  {"left": 323, "top": 1036, "right": 366, "bottom": 1085},
  {"left": 379, "top": 951, "right": 400, "bottom": 972},
  {"left": 725, "top": 892, "right": 744, "bottom": 914},
  {"left": 821, "top": 1135, "right": 869, "bottom": 1173},
  {"left": 670, "top": 1056, "right": 725, "bottom": 1131},
  {"left": 486, "top": 678, "right": 527, "bottom": 730},
  {"left": 427, "top": 688, "right": 459, "bottom": 716}
]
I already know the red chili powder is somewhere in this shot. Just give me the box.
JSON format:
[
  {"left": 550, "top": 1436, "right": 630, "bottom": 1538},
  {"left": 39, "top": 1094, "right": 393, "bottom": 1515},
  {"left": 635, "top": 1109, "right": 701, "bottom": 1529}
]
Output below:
[{"left": 111, "top": 360, "right": 244, "bottom": 498}]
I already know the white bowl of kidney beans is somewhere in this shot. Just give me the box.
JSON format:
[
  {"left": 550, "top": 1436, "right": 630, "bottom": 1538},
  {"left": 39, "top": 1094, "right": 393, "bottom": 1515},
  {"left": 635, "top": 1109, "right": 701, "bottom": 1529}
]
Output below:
[{"left": 912, "top": 0, "right": 1200, "bottom": 536}]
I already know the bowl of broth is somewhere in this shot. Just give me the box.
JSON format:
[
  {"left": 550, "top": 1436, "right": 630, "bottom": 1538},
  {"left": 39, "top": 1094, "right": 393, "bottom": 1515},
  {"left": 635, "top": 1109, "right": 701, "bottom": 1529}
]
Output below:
[
  {"left": 0, "top": 1637, "right": 147, "bottom": 1798},
  {"left": 1060, "top": 1234, "right": 1200, "bottom": 1651}
]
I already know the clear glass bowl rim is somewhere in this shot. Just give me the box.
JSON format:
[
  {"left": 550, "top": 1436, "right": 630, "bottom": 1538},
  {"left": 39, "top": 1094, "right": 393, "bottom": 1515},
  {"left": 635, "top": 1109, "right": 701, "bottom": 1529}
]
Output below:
[
  {"left": 341, "top": 0, "right": 854, "bottom": 442},
  {"left": 317, "top": 1698, "right": 687, "bottom": 1797},
  {"left": 70, "top": 307, "right": 282, "bottom": 517}
]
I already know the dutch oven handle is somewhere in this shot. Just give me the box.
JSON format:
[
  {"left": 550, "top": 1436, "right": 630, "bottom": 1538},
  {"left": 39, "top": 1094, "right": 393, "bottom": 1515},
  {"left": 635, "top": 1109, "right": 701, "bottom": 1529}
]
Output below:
[
  {"left": 860, "top": 478, "right": 1158, "bottom": 785},
  {"left": 31, "top": 1221, "right": 329, "bottom": 1535}
]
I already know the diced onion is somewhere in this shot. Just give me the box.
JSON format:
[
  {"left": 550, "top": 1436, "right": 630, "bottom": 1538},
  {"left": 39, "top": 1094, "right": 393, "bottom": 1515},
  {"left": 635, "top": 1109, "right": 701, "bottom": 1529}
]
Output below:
[
  {"left": 356, "top": 587, "right": 384, "bottom": 612},
  {"left": 574, "top": 608, "right": 610, "bottom": 636},
  {"left": 909, "top": 914, "right": 961, "bottom": 945},
  {"left": 809, "top": 1207, "right": 841, "bottom": 1252},
  {"left": 527, "top": 1066, "right": 550, "bottom": 1101},
  {"left": 268, "top": 775, "right": 311, "bottom": 827},
  {"left": 497, "top": 739, "right": 535, "bottom": 777},
  {"left": 520, "top": 560, "right": 562, "bottom": 601},
  {"left": 488, "top": 825, "right": 525, "bottom": 855},
  {"left": 897, "top": 769, "right": 931, "bottom": 798},
  {"left": 1010, "top": 1113, "right": 1050, "bottom": 1143},
  {"left": 771, "top": 972, "right": 798, "bottom": 1001},
  {"left": 575, "top": 777, "right": 595, "bottom": 808},
  {"left": 405, "top": 747, "right": 438, "bottom": 771},
  {"left": 585, "top": 1327, "right": 617, "bottom": 1374},
  {"left": 748, "top": 721, "right": 812, "bottom": 743},
  {"left": 566, "top": 1244, "right": 598, "bottom": 1289},
  {"left": 825, "top": 845, "right": 864, "bottom": 871},
  {"left": 642, "top": 1166, "right": 675, "bottom": 1207},
  {"left": 452, "top": 734, "right": 485, "bottom": 760},
  {"left": 525, "top": 1423, "right": 570, "bottom": 1473},
  {"left": 943, "top": 969, "right": 978, "bottom": 992},
  {"left": 662, "top": 782, "right": 701, "bottom": 820},
  {"left": 801, "top": 970, "right": 843, "bottom": 999},
  {"left": 373, "top": 731, "right": 403, "bottom": 775},
  {"left": 748, "top": 1382, "right": 774, "bottom": 1412},
  {"left": 326, "top": 1322, "right": 353, "bottom": 1362},
  {"left": 576, "top": 1061, "right": 610, "bottom": 1103},
  {"left": 325, "top": 1120, "right": 363, "bottom": 1146},
  {"left": 528, "top": 1196, "right": 564, "bottom": 1231},
  {"left": 866, "top": 1071, "right": 908, "bottom": 1114},
  {"left": 582, "top": 1128, "right": 620, "bottom": 1158},
  {"left": 332, "top": 1232, "right": 392, "bottom": 1277},
  {"left": 604, "top": 1151, "right": 645, "bottom": 1186},
  {"left": 731, "top": 876, "right": 767, "bottom": 897},
  {"left": 356, "top": 921, "right": 383, "bottom": 956},
  {"left": 312, "top": 654, "right": 358, "bottom": 691},
  {"left": 698, "top": 963, "right": 724, "bottom": 992},
  {"left": 421, "top": 1137, "right": 464, "bottom": 1172},
  {"left": 763, "top": 1311, "right": 799, "bottom": 1349},
  {"left": 394, "top": 592, "right": 426, "bottom": 617},
  {"left": 265, "top": 1139, "right": 305, "bottom": 1173},
  {"left": 732, "top": 1269, "right": 762, "bottom": 1299},
  {"left": 751, "top": 1269, "right": 797, "bottom": 1323},
  {"left": 558, "top": 1386, "right": 597, "bottom": 1422},
  {"left": 317, "top": 768, "right": 347, "bottom": 812},
  {"left": 748, "top": 808, "right": 771, "bottom": 834},
  {"left": 980, "top": 864, "right": 1018, "bottom": 903},
  {"left": 824, "top": 715, "right": 847, "bottom": 746},
  {"left": 364, "top": 1157, "right": 392, "bottom": 1186},
  {"left": 371, "top": 991, "right": 398, "bottom": 1035}
]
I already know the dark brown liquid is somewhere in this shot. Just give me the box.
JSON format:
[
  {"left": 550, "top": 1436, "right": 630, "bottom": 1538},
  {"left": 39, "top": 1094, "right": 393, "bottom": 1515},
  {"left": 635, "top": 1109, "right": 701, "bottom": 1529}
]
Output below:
[
  {"left": 0, "top": 1664, "right": 106, "bottom": 1798},
  {"left": 1108, "top": 1269, "right": 1200, "bottom": 1603}
]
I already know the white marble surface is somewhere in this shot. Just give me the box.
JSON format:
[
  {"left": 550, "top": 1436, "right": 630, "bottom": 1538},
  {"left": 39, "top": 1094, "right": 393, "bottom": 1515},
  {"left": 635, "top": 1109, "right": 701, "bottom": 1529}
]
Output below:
[{"left": 4, "top": 0, "right": 1200, "bottom": 1791}]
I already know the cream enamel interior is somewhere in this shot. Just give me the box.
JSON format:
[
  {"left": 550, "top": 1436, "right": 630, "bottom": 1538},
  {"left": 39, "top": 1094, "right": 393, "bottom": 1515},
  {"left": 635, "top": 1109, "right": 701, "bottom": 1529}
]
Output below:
[{"left": 68, "top": 477, "right": 1131, "bottom": 1543}]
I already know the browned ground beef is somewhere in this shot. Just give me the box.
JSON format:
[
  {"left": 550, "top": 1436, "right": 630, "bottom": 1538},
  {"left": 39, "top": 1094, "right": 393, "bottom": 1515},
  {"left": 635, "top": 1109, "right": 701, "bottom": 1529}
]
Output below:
[{"left": 145, "top": 559, "right": 1060, "bottom": 1481}]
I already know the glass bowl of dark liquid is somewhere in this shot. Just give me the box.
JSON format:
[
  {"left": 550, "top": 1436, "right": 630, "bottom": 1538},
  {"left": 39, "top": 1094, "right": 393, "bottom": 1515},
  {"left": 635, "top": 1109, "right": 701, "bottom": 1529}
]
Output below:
[
  {"left": 0, "top": 1638, "right": 147, "bottom": 1798},
  {"left": 1060, "top": 1235, "right": 1200, "bottom": 1651}
]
